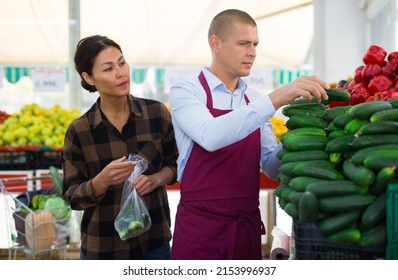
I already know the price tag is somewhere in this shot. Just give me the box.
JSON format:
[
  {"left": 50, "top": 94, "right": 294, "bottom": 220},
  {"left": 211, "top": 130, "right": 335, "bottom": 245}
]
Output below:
[{"left": 32, "top": 68, "right": 65, "bottom": 92}]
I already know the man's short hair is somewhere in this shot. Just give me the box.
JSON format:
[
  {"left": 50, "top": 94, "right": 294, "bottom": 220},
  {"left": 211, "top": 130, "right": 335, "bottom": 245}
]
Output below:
[{"left": 208, "top": 9, "right": 257, "bottom": 40}]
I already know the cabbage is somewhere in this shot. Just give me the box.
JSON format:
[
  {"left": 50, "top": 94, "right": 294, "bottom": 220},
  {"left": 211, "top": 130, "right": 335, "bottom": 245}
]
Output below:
[{"left": 43, "top": 196, "right": 71, "bottom": 220}]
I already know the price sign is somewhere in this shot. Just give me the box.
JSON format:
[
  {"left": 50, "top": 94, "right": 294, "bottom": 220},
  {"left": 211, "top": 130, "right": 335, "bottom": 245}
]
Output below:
[
  {"left": 242, "top": 68, "right": 273, "bottom": 93},
  {"left": 163, "top": 67, "right": 201, "bottom": 93},
  {"left": 32, "top": 68, "right": 65, "bottom": 92}
]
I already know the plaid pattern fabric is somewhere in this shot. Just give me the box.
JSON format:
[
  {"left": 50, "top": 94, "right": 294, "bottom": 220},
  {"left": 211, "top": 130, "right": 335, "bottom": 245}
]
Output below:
[{"left": 62, "top": 94, "right": 178, "bottom": 259}]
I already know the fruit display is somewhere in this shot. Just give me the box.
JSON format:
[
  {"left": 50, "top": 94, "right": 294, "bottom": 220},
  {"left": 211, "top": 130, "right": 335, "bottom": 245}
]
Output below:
[
  {"left": 0, "top": 109, "right": 11, "bottom": 124},
  {"left": 0, "top": 103, "right": 80, "bottom": 148},
  {"left": 275, "top": 88, "right": 395, "bottom": 248}
]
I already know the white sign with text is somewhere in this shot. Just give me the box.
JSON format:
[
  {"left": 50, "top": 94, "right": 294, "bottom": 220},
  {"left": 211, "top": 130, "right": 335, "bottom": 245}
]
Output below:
[{"left": 32, "top": 68, "right": 65, "bottom": 92}]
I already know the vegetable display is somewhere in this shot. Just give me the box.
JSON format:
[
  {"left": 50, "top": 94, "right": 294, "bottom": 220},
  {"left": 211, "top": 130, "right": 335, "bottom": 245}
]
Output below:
[
  {"left": 343, "top": 45, "right": 398, "bottom": 105},
  {"left": 276, "top": 85, "right": 396, "bottom": 247}
]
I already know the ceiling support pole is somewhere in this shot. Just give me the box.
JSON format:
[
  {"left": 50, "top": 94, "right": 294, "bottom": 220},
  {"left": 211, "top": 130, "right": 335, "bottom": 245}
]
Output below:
[{"left": 68, "top": 0, "right": 81, "bottom": 110}]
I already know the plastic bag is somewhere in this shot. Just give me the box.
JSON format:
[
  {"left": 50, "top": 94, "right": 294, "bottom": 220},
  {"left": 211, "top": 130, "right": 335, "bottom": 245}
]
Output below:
[{"left": 115, "top": 154, "right": 151, "bottom": 240}]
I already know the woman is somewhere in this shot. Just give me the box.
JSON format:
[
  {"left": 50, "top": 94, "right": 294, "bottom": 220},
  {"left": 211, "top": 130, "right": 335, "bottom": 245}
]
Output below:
[{"left": 62, "top": 35, "right": 178, "bottom": 260}]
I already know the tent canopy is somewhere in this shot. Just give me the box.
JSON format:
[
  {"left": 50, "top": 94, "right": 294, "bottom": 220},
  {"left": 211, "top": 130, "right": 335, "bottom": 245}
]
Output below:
[{"left": 0, "top": 0, "right": 313, "bottom": 68}]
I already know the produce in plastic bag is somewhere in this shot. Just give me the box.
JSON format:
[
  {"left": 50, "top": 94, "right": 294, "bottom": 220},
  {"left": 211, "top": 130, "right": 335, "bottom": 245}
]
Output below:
[{"left": 115, "top": 154, "right": 151, "bottom": 240}]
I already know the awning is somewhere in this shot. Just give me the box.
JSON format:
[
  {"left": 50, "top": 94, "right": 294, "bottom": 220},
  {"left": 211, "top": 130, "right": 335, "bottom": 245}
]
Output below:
[{"left": 0, "top": 0, "right": 314, "bottom": 68}]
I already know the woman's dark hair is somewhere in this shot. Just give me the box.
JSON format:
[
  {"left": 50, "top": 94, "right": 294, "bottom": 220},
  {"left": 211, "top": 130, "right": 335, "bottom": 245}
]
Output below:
[{"left": 74, "top": 35, "right": 123, "bottom": 92}]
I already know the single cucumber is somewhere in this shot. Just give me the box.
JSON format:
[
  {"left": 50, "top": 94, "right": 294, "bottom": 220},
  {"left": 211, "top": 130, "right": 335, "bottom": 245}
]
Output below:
[
  {"left": 278, "top": 174, "right": 292, "bottom": 184},
  {"left": 370, "top": 108, "right": 398, "bottom": 122},
  {"left": 293, "top": 162, "right": 344, "bottom": 180},
  {"left": 287, "top": 190, "right": 304, "bottom": 205},
  {"left": 282, "top": 103, "right": 326, "bottom": 117},
  {"left": 319, "top": 193, "right": 376, "bottom": 213},
  {"left": 326, "top": 227, "right": 361, "bottom": 244},
  {"left": 282, "top": 134, "right": 329, "bottom": 151},
  {"left": 284, "top": 202, "right": 299, "bottom": 220},
  {"left": 325, "top": 134, "right": 355, "bottom": 153},
  {"left": 363, "top": 155, "right": 398, "bottom": 172},
  {"left": 326, "top": 121, "right": 340, "bottom": 132},
  {"left": 359, "top": 120, "right": 398, "bottom": 135},
  {"left": 359, "top": 222, "right": 386, "bottom": 246},
  {"left": 280, "top": 161, "right": 302, "bottom": 177},
  {"left": 305, "top": 180, "right": 362, "bottom": 198},
  {"left": 317, "top": 210, "right": 362, "bottom": 236},
  {"left": 325, "top": 105, "right": 353, "bottom": 123},
  {"left": 298, "top": 191, "right": 319, "bottom": 223},
  {"left": 281, "top": 150, "right": 329, "bottom": 163},
  {"left": 388, "top": 98, "right": 398, "bottom": 108},
  {"left": 289, "top": 176, "right": 328, "bottom": 192},
  {"left": 343, "top": 159, "right": 376, "bottom": 187},
  {"left": 370, "top": 166, "right": 396, "bottom": 195},
  {"left": 280, "top": 127, "right": 326, "bottom": 143},
  {"left": 326, "top": 88, "right": 351, "bottom": 101},
  {"left": 277, "top": 148, "right": 289, "bottom": 160},
  {"left": 360, "top": 192, "right": 386, "bottom": 230},
  {"left": 333, "top": 113, "right": 355, "bottom": 129},
  {"left": 344, "top": 119, "right": 370, "bottom": 135},
  {"left": 351, "top": 134, "right": 398, "bottom": 150},
  {"left": 274, "top": 183, "right": 289, "bottom": 198},
  {"left": 328, "top": 129, "right": 346, "bottom": 140},
  {"left": 348, "top": 100, "right": 393, "bottom": 120},
  {"left": 350, "top": 144, "right": 398, "bottom": 165},
  {"left": 278, "top": 197, "right": 288, "bottom": 209},
  {"left": 281, "top": 187, "right": 294, "bottom": 201},
  {"left": 289, "top": 97, "right": 321, "bottom": 105},
  {"left": 286, "top": 114, "right": 328, "bottom": 130},
  {"left": 295, "top": 96, "right": 332, "bottom": 105}
]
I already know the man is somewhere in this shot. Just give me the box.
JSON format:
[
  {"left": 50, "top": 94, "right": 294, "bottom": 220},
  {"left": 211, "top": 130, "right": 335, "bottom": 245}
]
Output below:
[{"left": 169, "top": 9, "right": 329, "bottom": 260}]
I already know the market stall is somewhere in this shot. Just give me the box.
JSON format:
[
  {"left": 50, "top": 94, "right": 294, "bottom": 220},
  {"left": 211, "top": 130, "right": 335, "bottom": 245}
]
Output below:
[{"left": 273, "top": 45, "right": 398, "bottom": 260}]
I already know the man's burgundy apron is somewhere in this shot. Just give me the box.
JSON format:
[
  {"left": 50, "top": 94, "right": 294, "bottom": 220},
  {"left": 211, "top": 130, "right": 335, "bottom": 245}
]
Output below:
[{"left": 171, "top": 72, "right": 265, "bottom": 260}]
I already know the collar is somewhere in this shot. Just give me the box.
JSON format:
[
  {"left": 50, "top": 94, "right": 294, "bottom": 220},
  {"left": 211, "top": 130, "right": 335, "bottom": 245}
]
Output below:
[
  {"left": 92, "top": 94, "right": 143, "bottom": 129},
  {"left": 202, "top": 67, "right": 248, "bottom": 94}
]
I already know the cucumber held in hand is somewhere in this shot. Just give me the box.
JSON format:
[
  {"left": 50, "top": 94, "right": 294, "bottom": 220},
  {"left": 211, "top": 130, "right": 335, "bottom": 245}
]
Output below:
[{"left": 326, "top": 88, "right": 351, "bottom": 101}]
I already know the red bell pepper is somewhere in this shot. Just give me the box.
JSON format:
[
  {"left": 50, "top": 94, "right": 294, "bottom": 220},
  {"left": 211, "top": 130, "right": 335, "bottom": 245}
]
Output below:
[
  {"left": 350, "top": 91, "right": 371, "bottom": 105},
  {"left": 388, "top": 51, "right": 398, "bottom": 62},
  {"left": 363, "top": 45, "right": 387, "bottom": 65},
  {"left": 349, "top": 83, "right": 371, "bottom": 105},
  {"left": 382, "top": 90, "right": 398, "bottom": 100},
  {"left": 353, "top": 66, "right": 364, "bottom": 83},
  {"left": 374, "top": 92, "right": 384, "bottom": 100},
  {"left": 365, "top": 96, "right": 376, "bottom": 102},
  {"left": 347, "top": 80, "right": 357, "bottom": 93},
  {"left": 362, "top": 64, "right": 382, "bottom": 82},
  {"left": 368, "top": 75, "right": 393, "bottom": 94},
  {"left": 382, "top": 60, "right": 398, "bottom": 78}
]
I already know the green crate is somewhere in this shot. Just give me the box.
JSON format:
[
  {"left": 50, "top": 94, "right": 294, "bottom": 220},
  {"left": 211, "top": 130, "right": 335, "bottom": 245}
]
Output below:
[
  {"left": 387, "top": 244, "right": 398, "bottom": 260},
  {"left": 386, "top": 183, "right": 398, "bottom": 260},
  {"left": 387, "top": 183, "right": 398, "bottom": 241}
]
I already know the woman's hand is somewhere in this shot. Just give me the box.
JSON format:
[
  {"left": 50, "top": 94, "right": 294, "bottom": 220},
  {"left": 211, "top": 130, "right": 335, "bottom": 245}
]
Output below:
[
  {"left": 132, "top": 166, "right": 176, "bottom": 196},
  {"left": 92, "top": 156, "right": 136, "bottom": 197},
  {"left": 133, "top": 174, "right": 159, "bottom": 196}
]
